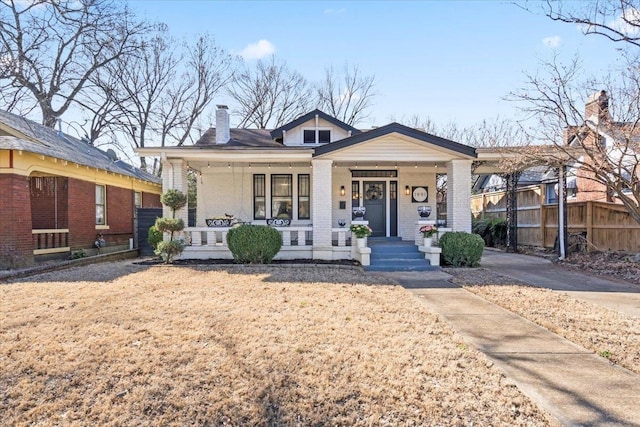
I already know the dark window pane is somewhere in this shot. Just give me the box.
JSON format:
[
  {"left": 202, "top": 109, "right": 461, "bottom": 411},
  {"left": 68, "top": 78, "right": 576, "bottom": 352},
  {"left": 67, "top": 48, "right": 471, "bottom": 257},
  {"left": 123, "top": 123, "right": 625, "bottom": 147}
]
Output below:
[
  {"left": 253, "top": 174, "right": 266, "bottom": 219},
  {"left": 298, "top": 174, "right": 310, "bottom": 219},
  {"left": 318, "top": 130, "right": 331, "bottom": 143},
  {"left": 303, "top": 130, "right": 315, "bottom": 143}
]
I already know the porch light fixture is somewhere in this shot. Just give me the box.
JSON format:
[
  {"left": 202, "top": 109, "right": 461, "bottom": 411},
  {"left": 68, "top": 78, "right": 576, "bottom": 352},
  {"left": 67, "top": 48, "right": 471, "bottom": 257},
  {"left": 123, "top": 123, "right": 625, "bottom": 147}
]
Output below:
[
  {"left": 207, "top": 162, "right": 210, "bottom": 168},
  {"left": 405, "top": 185, "right": 410, "bottom": 196},
  {"left": 248, "top": 163, "right": 251, "bottom": 169},
  {"left": 414, "top": 163, "right": 418, "bottom": 168},
  {"left": 227, "top": 163, "right": 231, "bottom": 168},
  {"left": 340, "top": 185, "right": 346, "bottom": 196}
]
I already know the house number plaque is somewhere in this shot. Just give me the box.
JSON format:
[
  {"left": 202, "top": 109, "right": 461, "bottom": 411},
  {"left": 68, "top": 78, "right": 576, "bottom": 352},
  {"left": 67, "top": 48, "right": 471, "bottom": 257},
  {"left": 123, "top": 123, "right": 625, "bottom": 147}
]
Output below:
[{"left": 411, "top": 186, "right": 428, "bottom": 203}]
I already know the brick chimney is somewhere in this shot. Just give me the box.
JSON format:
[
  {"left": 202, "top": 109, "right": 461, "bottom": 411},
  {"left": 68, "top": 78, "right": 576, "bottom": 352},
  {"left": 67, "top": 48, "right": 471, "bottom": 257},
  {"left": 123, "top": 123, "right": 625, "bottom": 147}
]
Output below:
[
  {"left": 585, "top": 90, "right": 609, "bottom": 123},
  {"left": 216, "top": 105, "right": 230, "bottom": 144}
]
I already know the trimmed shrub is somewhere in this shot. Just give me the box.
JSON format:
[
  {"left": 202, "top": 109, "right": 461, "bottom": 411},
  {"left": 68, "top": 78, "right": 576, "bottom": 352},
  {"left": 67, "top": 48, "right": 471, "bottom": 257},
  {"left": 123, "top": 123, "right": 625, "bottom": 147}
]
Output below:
[
  {"left": 439, "top": 231, "right": 484, "bottom": 267},
  {"left": 155, "top": 240, "right": 185, "bottom": 263},
  {"left": 148, "top": 225, "right": 163, "bottom": 250},
  {"left": 227, "top": 224, "right": 282, "bottom": 264},
  {"left": 161, "top": 189, "right": 187, "bottom": 218},
  {"left": 472, "top": 217, "right": 507, "bottom": 247},
  {"left": 154, "top": 217, "right": 185, "bottom": 234}
]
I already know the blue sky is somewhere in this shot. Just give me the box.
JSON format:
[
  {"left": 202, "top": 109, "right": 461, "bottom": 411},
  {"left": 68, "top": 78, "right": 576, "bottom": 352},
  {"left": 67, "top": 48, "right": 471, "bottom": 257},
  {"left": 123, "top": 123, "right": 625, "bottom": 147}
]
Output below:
[{"left": 129, "top": 1, "right": 623, "bottom": 129}]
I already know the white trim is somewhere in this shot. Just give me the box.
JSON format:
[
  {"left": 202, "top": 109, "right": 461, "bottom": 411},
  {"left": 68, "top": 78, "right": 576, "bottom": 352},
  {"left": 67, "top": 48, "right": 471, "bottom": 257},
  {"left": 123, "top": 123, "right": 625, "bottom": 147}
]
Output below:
[{"left": 34, "top": 247, "right": 70, "bottom": 255}]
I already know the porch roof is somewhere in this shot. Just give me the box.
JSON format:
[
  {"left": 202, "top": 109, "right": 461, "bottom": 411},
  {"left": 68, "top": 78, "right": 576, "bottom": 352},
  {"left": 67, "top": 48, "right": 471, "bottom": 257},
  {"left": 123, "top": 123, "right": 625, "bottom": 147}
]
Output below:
[{"left": 313, "top": 122, "right": 477, "bottom": 158}]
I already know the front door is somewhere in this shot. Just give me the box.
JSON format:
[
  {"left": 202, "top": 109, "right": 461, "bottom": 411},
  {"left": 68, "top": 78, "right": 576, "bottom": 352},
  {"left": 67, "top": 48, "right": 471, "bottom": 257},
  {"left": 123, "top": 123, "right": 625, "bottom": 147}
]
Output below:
[{"left": 363, "top": 181, "right": 386, "bottom": 237}]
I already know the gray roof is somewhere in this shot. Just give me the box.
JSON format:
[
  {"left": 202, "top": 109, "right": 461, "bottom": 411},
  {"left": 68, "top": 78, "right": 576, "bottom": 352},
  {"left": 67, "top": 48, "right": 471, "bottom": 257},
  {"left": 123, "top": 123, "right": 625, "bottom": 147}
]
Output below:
[
  {"left": 0, "top": 109, "right": 160, "bottom": 184},
  {"left": 195, "top": 128, "right": 282, "bottom": 147}
]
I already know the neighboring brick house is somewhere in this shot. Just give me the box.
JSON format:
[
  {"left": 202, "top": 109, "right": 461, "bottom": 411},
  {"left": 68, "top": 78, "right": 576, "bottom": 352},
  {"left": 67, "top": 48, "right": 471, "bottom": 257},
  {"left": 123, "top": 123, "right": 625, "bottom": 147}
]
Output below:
[
  {"left": 138, "top": 106, "right": 478, "bottom": 266},
  {"left": 0, "top": 110, "right": 162, "bottom": 269},
  {"left": 475, "top": 91, "right": 638, "bottom": 206}
]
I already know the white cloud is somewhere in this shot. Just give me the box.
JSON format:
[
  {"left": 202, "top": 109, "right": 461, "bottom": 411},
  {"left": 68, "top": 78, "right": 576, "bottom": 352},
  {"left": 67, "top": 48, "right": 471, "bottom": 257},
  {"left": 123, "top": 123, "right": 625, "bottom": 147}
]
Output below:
[
  {"left": 239, "top": 39, "right": 276, "bottom": 60},
  {"left": 324, "top": 8, "right": 346, "bottom": 15},
  {"left": 609, "top": 7, "right": 640, "bottom": 36},
  {"left": 542, "top": 36, "right": 561, "bottom": 48}
]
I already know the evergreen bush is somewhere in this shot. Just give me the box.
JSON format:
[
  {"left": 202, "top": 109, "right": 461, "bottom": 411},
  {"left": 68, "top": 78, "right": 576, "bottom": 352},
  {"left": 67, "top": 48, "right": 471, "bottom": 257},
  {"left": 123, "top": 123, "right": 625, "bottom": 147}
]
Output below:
[
  {"left": 439, "top": 231, "right": 484, "bottom": 267},
  {"left": 227, "top": 224, "right": 282, "bottom": 264},
  {"left": 147, "top": 225, "right": 163, "bottom": 250},
  {"left": 155, "top": 189, "right": 187, "bottom": 263},
  {"left": 472, "top": 217, "right": 507, "bottom": 247}
]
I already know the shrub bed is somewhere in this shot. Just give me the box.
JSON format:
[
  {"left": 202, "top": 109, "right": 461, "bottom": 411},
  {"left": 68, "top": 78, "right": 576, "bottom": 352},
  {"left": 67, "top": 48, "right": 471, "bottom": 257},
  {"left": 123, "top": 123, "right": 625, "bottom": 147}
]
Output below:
[
  {"left": 439, "top": 231, "right": 484, "bottom": 267},
  {"left": 227, "top": 224, "right": 282, "bottom": 264}
]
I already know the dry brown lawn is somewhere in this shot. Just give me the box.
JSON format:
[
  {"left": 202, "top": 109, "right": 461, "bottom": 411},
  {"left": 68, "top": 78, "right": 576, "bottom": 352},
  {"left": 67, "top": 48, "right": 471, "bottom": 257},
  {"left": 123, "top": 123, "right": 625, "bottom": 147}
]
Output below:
[
  {"left": 0, "top": 262, "right": 554, "bottom": 426},
  {"left": 447, "top": 268, "right": 640, "bottom": 375}
]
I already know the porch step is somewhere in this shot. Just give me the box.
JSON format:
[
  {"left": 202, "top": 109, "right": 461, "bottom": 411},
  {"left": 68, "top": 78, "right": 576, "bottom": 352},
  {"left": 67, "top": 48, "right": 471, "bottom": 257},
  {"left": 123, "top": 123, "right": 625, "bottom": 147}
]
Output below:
[{"left": 364, "top": 239, "right": 440, "bottom": 272}]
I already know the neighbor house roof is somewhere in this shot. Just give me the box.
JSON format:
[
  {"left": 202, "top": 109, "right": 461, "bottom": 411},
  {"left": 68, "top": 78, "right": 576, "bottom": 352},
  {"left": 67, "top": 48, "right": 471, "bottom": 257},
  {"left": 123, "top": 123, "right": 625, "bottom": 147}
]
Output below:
[
  {"left": 270, "top": 109, "right": 361, "bottom": 140},
  {"left": 313, "top": 122, "right": 477, "bottom": 158},
  {"left": 0, "top": 109, "right": 161, "bottom": 183}
]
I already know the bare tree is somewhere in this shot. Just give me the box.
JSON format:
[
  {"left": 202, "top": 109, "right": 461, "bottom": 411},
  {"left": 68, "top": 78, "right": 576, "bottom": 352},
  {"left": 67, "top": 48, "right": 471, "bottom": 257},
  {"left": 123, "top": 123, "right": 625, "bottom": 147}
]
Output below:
[
  {"left": 229, "top": 56, "right": 312, "bottom": 129},
  {"left": 78, "top": 32, "right": 235, "bottom": 171},
  {"left": 0, "top": 0, "right": 151, "bottom": 127},
  {"left": 316, "top": 64, "right": 376, "bottom": 126},
  {"left": 509, "top": 53, "right": 640, "bottom": 224},
  {"left": 539, "top": 0, "right": 640, "bottom": 48}
]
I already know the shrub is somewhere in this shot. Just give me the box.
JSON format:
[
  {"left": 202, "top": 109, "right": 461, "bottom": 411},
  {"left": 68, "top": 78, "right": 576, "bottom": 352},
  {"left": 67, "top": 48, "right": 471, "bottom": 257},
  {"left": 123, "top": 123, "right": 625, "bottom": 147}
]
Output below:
[
  {"left": 472, "top": 217, "right": 507, "bottom": 247},
  {"left": 227, "top": 224, "right": 282, "bottom": 264},
  {"left": 155, "top": 240, "right": 185, "bottom": 263},
  {"left": 155, "top": 189, "right": 187, "bottom": 263},
  {"left": 439, "top": 231, "right": 484, "bottom": 267},
  {"left": 161, "top": 189, "right": 187, "bottom": 218},
  {"left": 148, "top": 225, "right": 163, "bottom": 250}
]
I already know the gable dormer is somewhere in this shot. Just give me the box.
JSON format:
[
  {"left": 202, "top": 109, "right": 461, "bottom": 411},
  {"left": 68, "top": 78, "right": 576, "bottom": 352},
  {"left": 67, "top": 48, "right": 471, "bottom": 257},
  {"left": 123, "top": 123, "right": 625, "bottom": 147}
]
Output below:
[{"left": 271, "top": 109, "right": 360, "bottom": 146}]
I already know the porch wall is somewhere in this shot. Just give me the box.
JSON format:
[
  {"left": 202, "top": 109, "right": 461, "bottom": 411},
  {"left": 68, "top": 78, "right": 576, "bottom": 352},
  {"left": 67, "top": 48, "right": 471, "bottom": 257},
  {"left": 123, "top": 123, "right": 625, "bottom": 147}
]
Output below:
[
  {"left": 0, "top": 173, "right": 34, "bottom": 268},
  {"left": 398, "top": 168, "right": 437, "bottom": 240}
]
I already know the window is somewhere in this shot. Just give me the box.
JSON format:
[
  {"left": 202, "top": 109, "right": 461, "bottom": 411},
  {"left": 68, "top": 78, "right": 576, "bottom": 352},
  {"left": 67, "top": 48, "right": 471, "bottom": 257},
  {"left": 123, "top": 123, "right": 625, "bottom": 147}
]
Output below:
[
  {"left": 298, "top": 174, "right": 310, "bottom": 219},
  {"left": 545, "top": 183, "right": 558, "bottom": 204},
  {"left": 271, "top": 175, "right": 292, "bottom": 218},
  {"left": 134, "top": 191, "right": 142, "bottom": 208},
  {"left": 96, "top": 185, "right": 106, "bottom": 225},
  {"left": 303, "top": 129, "right": 331, "bottom": 144},
  {"left": 351, "top": 181, "right": 360, "bottom": 207},
  {"left": 253, "top": 175, "right": 266, "bottom": 220}
]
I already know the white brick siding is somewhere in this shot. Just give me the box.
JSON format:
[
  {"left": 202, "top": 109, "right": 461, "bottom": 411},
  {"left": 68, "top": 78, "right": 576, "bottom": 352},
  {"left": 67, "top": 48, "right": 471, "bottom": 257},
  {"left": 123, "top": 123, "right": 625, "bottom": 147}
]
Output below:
[
  {"left": 446, "top": 160, "right": 472, "bottom": 232},
  {"left": 312, "top": 159, "right": 333, "bottom": 251}
]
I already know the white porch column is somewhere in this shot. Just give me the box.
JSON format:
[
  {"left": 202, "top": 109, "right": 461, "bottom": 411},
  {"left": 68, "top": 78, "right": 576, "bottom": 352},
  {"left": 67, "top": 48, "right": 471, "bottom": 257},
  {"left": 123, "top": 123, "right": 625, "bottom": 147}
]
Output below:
[
  {"left": 446, "top": 160, "right": 472, "bottom": 233},
  {"left": 312, "top": 159, "right": 333, "bottom": 259},
  {"left": 161, "top": 158, "right": 189, "bottom": 225}
]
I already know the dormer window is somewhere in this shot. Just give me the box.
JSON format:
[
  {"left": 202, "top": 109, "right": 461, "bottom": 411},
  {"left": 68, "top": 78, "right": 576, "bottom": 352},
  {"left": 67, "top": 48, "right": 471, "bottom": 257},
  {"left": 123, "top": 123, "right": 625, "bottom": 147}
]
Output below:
[{"left": 303, "top": 129, "right": 331, "bottom": 144}]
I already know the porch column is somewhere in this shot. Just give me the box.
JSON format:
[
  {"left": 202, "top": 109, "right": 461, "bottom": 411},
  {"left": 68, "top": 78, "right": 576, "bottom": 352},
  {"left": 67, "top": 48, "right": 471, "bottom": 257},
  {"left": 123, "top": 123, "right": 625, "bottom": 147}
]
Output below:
[
  {"left": 311, "top": 159, "right": 333, "bottom": 260},
  {"left": 161, "top": 158, "right": 189, "bottom": 225},
  {"left": 446, "top": 160, "right": 472, "bottom": 233}
]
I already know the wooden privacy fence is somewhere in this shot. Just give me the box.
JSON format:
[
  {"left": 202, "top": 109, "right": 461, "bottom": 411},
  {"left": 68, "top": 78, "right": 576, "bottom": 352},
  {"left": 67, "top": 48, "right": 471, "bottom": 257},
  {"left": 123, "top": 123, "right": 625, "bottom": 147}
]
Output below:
[{"left": 471, "top": 186, "right": 640, "bottom": 252}]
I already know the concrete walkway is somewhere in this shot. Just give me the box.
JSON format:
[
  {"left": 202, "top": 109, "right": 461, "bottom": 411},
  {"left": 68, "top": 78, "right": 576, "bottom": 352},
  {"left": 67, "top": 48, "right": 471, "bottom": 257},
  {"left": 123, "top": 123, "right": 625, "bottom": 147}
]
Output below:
[
  {"left": 481, "top": 250, "right": 640, "bottom": 318},
  {"left": 384, "top": 270, "right": 640, "bottom": 426}
]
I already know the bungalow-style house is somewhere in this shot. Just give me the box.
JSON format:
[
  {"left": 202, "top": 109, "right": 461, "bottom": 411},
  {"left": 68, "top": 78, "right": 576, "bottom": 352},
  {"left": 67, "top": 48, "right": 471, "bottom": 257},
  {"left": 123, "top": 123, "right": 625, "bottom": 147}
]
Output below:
[
  {"left": 138, "top": 106, "right": 477, "bottom": 266},
  {"left": 0, "top": 109, "right": 162, "bottom": 269}
]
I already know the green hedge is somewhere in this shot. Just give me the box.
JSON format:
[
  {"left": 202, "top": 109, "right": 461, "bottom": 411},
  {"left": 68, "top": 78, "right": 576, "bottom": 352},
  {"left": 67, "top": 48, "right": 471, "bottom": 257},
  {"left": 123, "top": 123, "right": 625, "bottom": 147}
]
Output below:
[
  {"left": 472, "top": 217, "right": 507, "bottom": 247},
  {"left": 226, "top": 224, "right": 282, "bottom": 264},
  {"left": 439, "top": 231, "right": 484, "bottom": 267},
  {"left": 147, "top": 225, "right": 163, "bottom": 250}
]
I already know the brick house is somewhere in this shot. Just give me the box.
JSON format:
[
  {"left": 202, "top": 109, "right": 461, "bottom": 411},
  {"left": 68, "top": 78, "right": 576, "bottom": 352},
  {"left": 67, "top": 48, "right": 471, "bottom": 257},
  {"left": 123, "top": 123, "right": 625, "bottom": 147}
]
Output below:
[
  {"left": 138, "top": 106, "right": 478, "bottom": 267},
  {"left": 0, "top": 110, "right": 162, "bottom": 269}
]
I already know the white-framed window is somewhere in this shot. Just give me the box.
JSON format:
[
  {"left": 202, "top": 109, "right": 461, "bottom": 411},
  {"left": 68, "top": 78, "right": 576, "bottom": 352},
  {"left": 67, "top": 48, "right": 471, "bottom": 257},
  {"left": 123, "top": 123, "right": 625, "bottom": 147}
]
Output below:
[
  {"left": 303, "top": 129, "right": 331, "bottom": 144},
  {"left": 96, "top": 185, "right": 106, "bottom": 225},
  {"left": 134, "top": 191, "right": 142, "bottom": 208}
]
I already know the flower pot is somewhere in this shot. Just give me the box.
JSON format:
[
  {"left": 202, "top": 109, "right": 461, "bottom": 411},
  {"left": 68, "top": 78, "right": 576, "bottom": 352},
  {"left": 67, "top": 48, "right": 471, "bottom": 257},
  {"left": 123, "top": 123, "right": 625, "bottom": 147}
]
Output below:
[
  {"left": 267, "top": 217, "right": 291, "bottom": 227},
  {"left": 423, "top": 237, "right": 433, "bottom": 247},
  {"left": 418, "top": 206, "right": 431, "bottom": 218},
  {"left": 352, "top": 206, "right": 366, "bottom": 219},
  {"left": 356, "top": 237, "right": 367, "bottom": 248}
]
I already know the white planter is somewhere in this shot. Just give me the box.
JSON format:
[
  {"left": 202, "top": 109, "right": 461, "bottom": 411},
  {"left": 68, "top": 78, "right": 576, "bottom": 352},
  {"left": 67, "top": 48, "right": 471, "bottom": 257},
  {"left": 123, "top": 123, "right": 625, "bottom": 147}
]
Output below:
[
  {"left": 356, "top": 237, "right": 367, "bottom": 248},
  {"left": 423, "top": 237, "right": 433, "bottom": 247}
]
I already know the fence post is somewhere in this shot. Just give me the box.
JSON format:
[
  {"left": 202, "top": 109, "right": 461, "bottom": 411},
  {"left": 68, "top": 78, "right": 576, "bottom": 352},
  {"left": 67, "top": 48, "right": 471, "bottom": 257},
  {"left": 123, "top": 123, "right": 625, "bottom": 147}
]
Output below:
[
  {"left": 586, "top": 201, "right": 593, "bottom": 252},
  {"left": 540, "top": 204, "right": 546, "bottom": 248}
]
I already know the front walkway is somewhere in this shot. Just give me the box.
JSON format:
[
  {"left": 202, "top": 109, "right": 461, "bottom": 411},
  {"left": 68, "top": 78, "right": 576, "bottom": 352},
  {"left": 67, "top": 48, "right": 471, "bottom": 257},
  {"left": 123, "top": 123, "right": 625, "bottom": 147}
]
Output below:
[{"left": 385, "top": 271, "right": 640, "bottom": 426}]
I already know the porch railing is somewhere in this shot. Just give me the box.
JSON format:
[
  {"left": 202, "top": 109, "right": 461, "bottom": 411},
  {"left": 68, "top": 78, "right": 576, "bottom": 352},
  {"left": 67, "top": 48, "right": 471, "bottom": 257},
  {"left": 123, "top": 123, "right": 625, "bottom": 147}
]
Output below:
[
  {"left": 183, "top": 226, "right": 356, "bottom": 249},
  {"left": 32, "top": 229, "right": 70, "bottom": 255},
  {"left": 183, "top": 226, "right": 314, "bottom": 248}
]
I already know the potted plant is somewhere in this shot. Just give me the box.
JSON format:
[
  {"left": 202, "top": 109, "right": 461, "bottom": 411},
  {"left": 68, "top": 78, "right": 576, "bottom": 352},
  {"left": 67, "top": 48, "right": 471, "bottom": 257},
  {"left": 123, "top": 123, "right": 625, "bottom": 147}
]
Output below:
[
  {"left": 419, "top": 224, "right": 438, "bottom": 247},
  {"left": 349, "top": 223, "right": 372, "bottom": 248}
]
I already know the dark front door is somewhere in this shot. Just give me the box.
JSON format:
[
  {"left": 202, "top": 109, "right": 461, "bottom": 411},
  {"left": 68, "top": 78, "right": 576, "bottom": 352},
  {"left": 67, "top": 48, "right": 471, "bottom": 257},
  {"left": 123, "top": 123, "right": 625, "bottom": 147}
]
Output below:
[{"left": 363, "top": 181, "right": 386, "bottom": 237}]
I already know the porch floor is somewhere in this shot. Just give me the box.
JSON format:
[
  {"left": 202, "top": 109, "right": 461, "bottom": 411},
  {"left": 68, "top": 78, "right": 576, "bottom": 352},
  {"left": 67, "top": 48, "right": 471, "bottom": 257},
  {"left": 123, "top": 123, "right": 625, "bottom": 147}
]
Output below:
[{"left": 365, "top": 237, "right": 440, "bottom": 272}]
